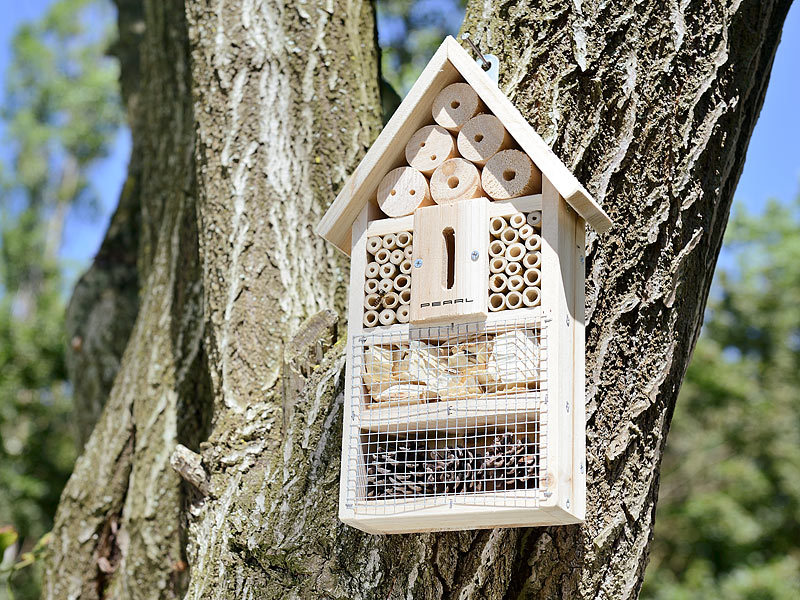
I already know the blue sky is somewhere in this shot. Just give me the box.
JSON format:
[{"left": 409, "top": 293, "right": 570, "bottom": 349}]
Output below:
[{"left": 1, "top": 1, "right": 798, "bottom": 274}]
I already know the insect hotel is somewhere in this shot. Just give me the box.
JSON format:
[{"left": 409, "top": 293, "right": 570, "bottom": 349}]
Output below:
[{"left": 316, "top": 36, "right": 612, "bottom": 534}]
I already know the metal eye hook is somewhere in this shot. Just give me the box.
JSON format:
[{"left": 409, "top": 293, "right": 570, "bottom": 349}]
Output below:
[
  {"left": 461, "top": 33, "right": 490, "bottom": 70},
  {"left": 461, "top": 33, "right": 499, "bottom": 84}
]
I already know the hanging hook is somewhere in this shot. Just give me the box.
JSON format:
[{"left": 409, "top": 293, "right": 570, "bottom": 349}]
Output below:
[
  {"left": 461, "top": 33, "right": 500, "bottom": 84},
  {"left": 461, "top": 33, "right": 490, "bottom": 70}
]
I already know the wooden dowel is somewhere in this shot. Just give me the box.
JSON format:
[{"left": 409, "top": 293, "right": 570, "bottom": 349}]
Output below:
[
  {"left": 367, "top": 237, "right": 382, "bottom": 255},
  {"left": 524, "top": 268, "right": 541, "bottom": 288},
  {"left": 500, "top": 227, "right": 519, "bottom": 244},
  {"left": 505, "top": 261, "right": 522, "bottom": 277},
  {"left": 490, "top": 257, "right": 507, "bottom": 274},
  {"left": 379, "top": 308, "right": 397, "bottom": 326},
  {"left": 390, "top": 249, "right": 404, "bottom": 265},
  {"left": 525, "top": 234, "right": 542, "bottom": 252},
  {"left": 509, "top": 212, "right": 526, "bottom": 229},
  {"left": 379, "top": 263, "right": 397, "bottom": 279},
  {"left": 376, "top": 166, "right": 434, "bottom": 217},
  {"left": 457, "top": 114, "right": 512, "bottom": 166},
  {"left": 505, "top": 290, "right": 523, "bottom": 309},
  {"left": 522, "top": 252, "right": 541, "bottom": 270},
  {"left": 506, "top": 242, "right": 525, "bottom": 262},
  {"left": 526, "top": 211, "right": 542, "bottom": 227},
  {"left": 382, "top": 233, "right": 397, "bottom": 250},
  {"left": 405, "top": 124, "right": 457, "bottom": 175},
  {"left": 523, "top": 287, "right": 540, "bottom": 307},
  {"left": 364, "top": 279, "right": 379, "bottom": 294},
  {"left": 399, "top": 259, "right": 412, "bottom": 274},
  {"left": 399, "top": 288, "right": 411, "bottom": 305},
  {"left": 383, "top": 292, "right": 400, "bottom": 309},
  {"left": 396, "top": 305, "right": 410, "bottom": 323},
  {"left": 490, "top": 216, "right": 506, "bottom": 236},
  {"left": 489, "top": 240, "right": 506, "bottom": 258},
  {"left": 364, "top": 293, "right": 382, "bottom": 310},
  {"left": 365, "top": 262, "right": 380, "bottom": 279},
  {"left": 363, "top": 310, "right": 379, "bottom": 327},
  {"left": 430, "top": 158, "right": 483, "bottom": 204},
  {"left": 374, "top": 248, "right": 390, "bottom": 264},
  {"left": 393, "top": 274, "right": 411, "bottom": 291},
  {"left": 488, "top": 293, "right": 506, "bottom": 312},
  {"left": 518, "top": 224, "right": 534, "bottom": 240},
  {"left": 378, "top": 278, "right": 393, "bottom": 293},
  {"left": 481, "top": 149, "right": 542, "bottom": 200},
  {"left": 507, "top": 275, "right": 525, "bottom": 292},
  {"left": 396, "top": 231, "right": 412, "bottom": 248},
  {"left": 431, "top": 82, "right": 485, "bottom": 133},
  {"left": 489, "top": 273, "right": 508, "bottom": 293}
]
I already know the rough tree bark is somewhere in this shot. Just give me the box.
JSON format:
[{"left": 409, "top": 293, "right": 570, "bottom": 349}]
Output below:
[{"left": 44, "top": 0, "right": 792, "bottom": 598}]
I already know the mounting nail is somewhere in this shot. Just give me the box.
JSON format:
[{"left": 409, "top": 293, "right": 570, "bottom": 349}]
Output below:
[{"left": 471, "top": 250, "right": 480, "bottom": 261}]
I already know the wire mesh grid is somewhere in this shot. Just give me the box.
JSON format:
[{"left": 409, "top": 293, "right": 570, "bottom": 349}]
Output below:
[{"left": 345, "top": 316, "right": 548, "bottom": 514}]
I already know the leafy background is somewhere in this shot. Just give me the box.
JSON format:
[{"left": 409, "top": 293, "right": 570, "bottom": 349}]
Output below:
[{"left": 0, "top": 1, "right": 798, "bottom": 598}]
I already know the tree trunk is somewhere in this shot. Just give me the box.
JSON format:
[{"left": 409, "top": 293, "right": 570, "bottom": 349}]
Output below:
[{"left": 44, "top": 0, "right": 792, "bottom": 598}]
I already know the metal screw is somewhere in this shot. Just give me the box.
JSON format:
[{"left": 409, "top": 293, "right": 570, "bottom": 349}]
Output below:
[
  {"left": 566, "top": 401, "right": 570, "bottom": 413},
  {"left": 566, "top": 499, "right": 570, "bottom": 509},
  {"left": 470, "top": 250, "right": 480, "bottom": 261},
  {"left": 414, "top": 259, "right": 423, "bottom": 268},
  {"left": 579, "top": 463, "right": 585, "bottom": 474}
]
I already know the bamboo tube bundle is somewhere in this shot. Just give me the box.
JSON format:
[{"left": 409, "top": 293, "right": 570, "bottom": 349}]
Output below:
[
  {"left": 430, "top": 158, "right": 483, "bottom": 204},
  {"left": 393, "top": 274, "right": 411, "bottom": 291},
  {"left": 379, "top": 263, "right": 397, "bottom": 279},
  {"left": 490, "top": 257, "right": 507, "bottom": 274},
  {"left": 379, "top": 308, "right": 397, "bottom": 326},
  {"left": 367, "top": 237, "right": 382, "bottom": 255},
  {"left": 489, "top": 240, "right": 506, "bottom": 258},
  {"left": 506, "top": 242, "right": 525, "bottom": 262},
  {"left": 365, "top": 262, "right": 380, "bottom": 279},
  {"left": 396, "top": 231, "right": 412, "bottom": 248},
  {"left": 405, "top": 124, "right": 458, "bottom": 175},
  {"left": 457, "top": 114, "right": 512, "bottom": 166},
  {"left": 404, "top": 245, "right": 414, "bottom": 259},
  {"left": 399, "top": 259, "right": 412, "bottom": 274},
  {"left": 396, "top": 305, "right": 410, "bottom": 323},
  {"left": 390, "top": 249, "right": 404, "bottom": 265},
  {"left": 399, "top": 289, "right": 411, "bottom": 305},
  {"left": 525, "top": 234, "right": 542, "bottom": 252},
  {"left": 377, "top": 166, "right": 434, "bottom": 217},
  {"left": 489, "top": 216, "right": 506, "bottom": 237},
  {"left": 500, "top": 227, "right": 519, "bottom": 244},
  {"left": 524, "top": 268, "right": 541, "bottom": 288},
  {"left": 363, "top": 310, "right": 380, "bottom": 328},
  {"left": 505, "top": 290, "right": 523, "bottom": 310},
  {"left": 374, "top": 248, "right": 390, "bottom": 264},
  {"left": 526, "top": 211, "right": 542, "bottom": 227},
  {"left": 489, "top": 273, "right": 508, "bottom": 293},
  {"left": 431, "top": 82, "right": 485, "bottom": 133},
  {"left": 382, "top": 292, "right": 400, "bottom": 310},
  {"left": 488, "top": 293, "right": 506, "bottom": 312},
  {"left": 364, "top": 279, "right": 379, "bottom": 294},
  {"left": 508, "top": 212, "right": 526, "bottom": 229},
  {"left": 382, "top": 233, "right": 397, "bottom": 250},
  {"left": 364, "top": 293, "right": 382, "bottom": 311},
  {"left": 518, "top": 224, "right": 534, "bottom": 240},
  {"left": 505, "top": 261, "right": 522, "bottom": 277},
  {"left": 507, "top": 275, "right": 525, "bottom": 292},
  {"left": 522, "top": 252, "right": 541, "bottom": 270},
  {"left": 523, "top": 287, "right": 540, "bottom": 307},
  {"left": 481, "top": 149, "right": 542, "bottom": 200},
  {"left": 378, "top": 278, "right": 393, "bottom": 294}
]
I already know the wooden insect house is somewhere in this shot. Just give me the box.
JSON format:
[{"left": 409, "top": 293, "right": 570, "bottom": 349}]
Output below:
[{"left": 316, "top": 36, "right": 612, "bottom": 534}]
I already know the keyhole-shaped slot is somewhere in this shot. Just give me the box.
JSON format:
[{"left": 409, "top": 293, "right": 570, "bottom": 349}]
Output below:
[{"left": 443, "top": 227, "right": 455, "bottom": 289}]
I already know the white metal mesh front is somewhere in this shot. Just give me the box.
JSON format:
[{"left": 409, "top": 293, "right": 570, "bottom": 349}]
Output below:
[{"left": 345, "top": 317, "right": 548, "bottom": 514}]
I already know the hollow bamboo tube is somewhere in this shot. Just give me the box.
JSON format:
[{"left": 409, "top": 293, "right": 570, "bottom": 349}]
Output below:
[
  {"left": 518, "top": 224, "right": 534, "bottom": 240},
  {"left": 525, "top": 234, "right": 542, "bottom": 252},
  {"left": 490, "top": 216, "right": 507, "bottom": 236},
  {"left": 505, "top": 261, "right": 522, "bottom": 277},
  {"left": 524, "top": 268, "right": 541, "bottom": 288},
  {"left": 457, "top": 114, "right": 512, "bottom": 166},
  {"left": 379, "top": 308, "right": 396, "bottom": 326},
  {"left": 393, "top": 274, "right": 411, "bottom": 291},
  {"left": 490, "top": 257, "right": 507, "bottom": 274},
  {"left": 364, "top": 279, "right": 379, "bottom": 294},
  {"left": 374, "top": 248, "right": 390, "bottom": 264},
  {"left": 399, "top": 288, "right": 411, "bottom": 305},
  {"left": 390, "top": 249, "right": 404, "bottom": 265},
  {"left": 506, "top": 242, "right": 525, "bottom": 262},
  {"left": 405, "top": 124, "right": 457, "bottom": 176},
  {"left": 378, "top": 278, "right": 393, "bottom": 294},
  {"left": 430, "top": 158, "right": 483, "bottom": 205},
  {"left": 377, "top": 166, "right": 434, "bottom": 217},
  {"left": 489, "top": 240, "right": 506, "bottom": 258},
  {"left": 381, "top": 233, "right": 397, "bottom": 250},
  {"left": 366, "top": 237, "right": 382, "bottom": 255},
  {"left": 396, "top": 305, "right": 410, "bottom": 323},
  {"left": 481, "top": 149, "right": 542, "bottom": 200},
  {"left": 365, "top": 262, "right": 380, "bottom": 279},
  {"left": 488, "top": 293, "right": 506, "bottom": 312},
  {"left": 523, "top": 287, "right": 540, "bottom": 307},
  {"left": 526, "top": 211, "right": 542, "bottom": 227},
  {"left": 396, "top": 231, "right": 412, "bottom": 248},
  {"left": 379, "top": 263, "right": 397, "bottom": 279},
  {"left": 404, "top": 245, "right": 414, "bottom": 259},
  {"left": 399, "top": 259, "right": 412, "bottom": 274},
  {"left": 509, "top": 212, "right": 526, "bottom": 229},
  {"left": 363, "top": 310, "right": 379, "bottom": 327},
  {"left": 489, "top": 273, "right": 508, "bottom": 293},
  {"left": 505, "top": 290, "right": 523, "bottom": 310},
  {"left": 382, "top": 292, "right": 400, "bottom": 310},
  {"left": 500, "top": 227, "right": 519, "bottom": 244},
  {"left": 522, "top": 252, "right": 541, "bottom": 270},
  {"left": 364, "top": 293, "right": 382, "bottom": 310},
  {"left": 507, "top": 275, "right": 525, "bottom": 292},
  {"left": 431, "top": 82, "right": 485, "bottom": 133}
]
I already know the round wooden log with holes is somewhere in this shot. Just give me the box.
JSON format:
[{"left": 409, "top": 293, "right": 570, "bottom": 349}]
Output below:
[
  {"left": 481, "top": 149, "right": 542, "bottom": 200},
  {"left": 376, "top": 166, "right": 433, "bottom": 217},
  {"left": 405, "top": 125, "right": 457, "bottom": 176},
  {"left": 457, "top": 114, "right": 513, "bottom": 166},
  {"left": 431, "top": 82, "right": 485, "bottom": 133},
  {"left": 430, "top": 158, "right": 483, "bottom": 204}
]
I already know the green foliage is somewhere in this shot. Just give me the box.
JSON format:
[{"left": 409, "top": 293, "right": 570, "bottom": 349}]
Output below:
[
  {"left": 643, "top": 197, "right": 800, "bottom": 599},
  {"left": 0, "top": 1, "right": 121, "bottom": 598}
]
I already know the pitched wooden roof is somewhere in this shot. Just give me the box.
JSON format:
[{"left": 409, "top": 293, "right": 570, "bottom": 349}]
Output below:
[{"left": 316, "top": 36, "right": 612, "bottom": 255}]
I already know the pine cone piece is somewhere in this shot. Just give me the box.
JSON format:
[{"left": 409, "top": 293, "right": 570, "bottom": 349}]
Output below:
[{"left": 481, "top": 432, "right": 539, "bottom": 491}]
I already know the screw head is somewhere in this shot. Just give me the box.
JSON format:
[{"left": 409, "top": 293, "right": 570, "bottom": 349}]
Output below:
[
  {"left": 413, "top": 259, "right": 423, "bottom": 268},
  {"left": 566, "top": 499, "right": 570, "bottom": 509},
  {"left": 470, "top": 250, "right": 480, "bottom": 261}
]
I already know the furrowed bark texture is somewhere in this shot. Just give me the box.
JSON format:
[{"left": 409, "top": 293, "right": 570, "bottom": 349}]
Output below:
[{"left": 45, "top": 0, "right": 791, "bottom": 598}]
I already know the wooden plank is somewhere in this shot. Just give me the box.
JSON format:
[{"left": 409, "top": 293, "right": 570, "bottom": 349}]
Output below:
[
  {"left": 487, "top": 194, "right": 542, "bottom": 217},
  {"left": 410, "top": 198, "right": 489, "bottom": 323},
  {"left": 572, "top": 217, "right": 586, "bottom": 521},
  {"left": 365, "top": 214, "right": 415, "bottom": 238},
  {"left": 444, "top": 37, "right": 612, "bottom": 234},
  {"left": 317, "top": 42, "right": 461, "bottom": 254}
]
